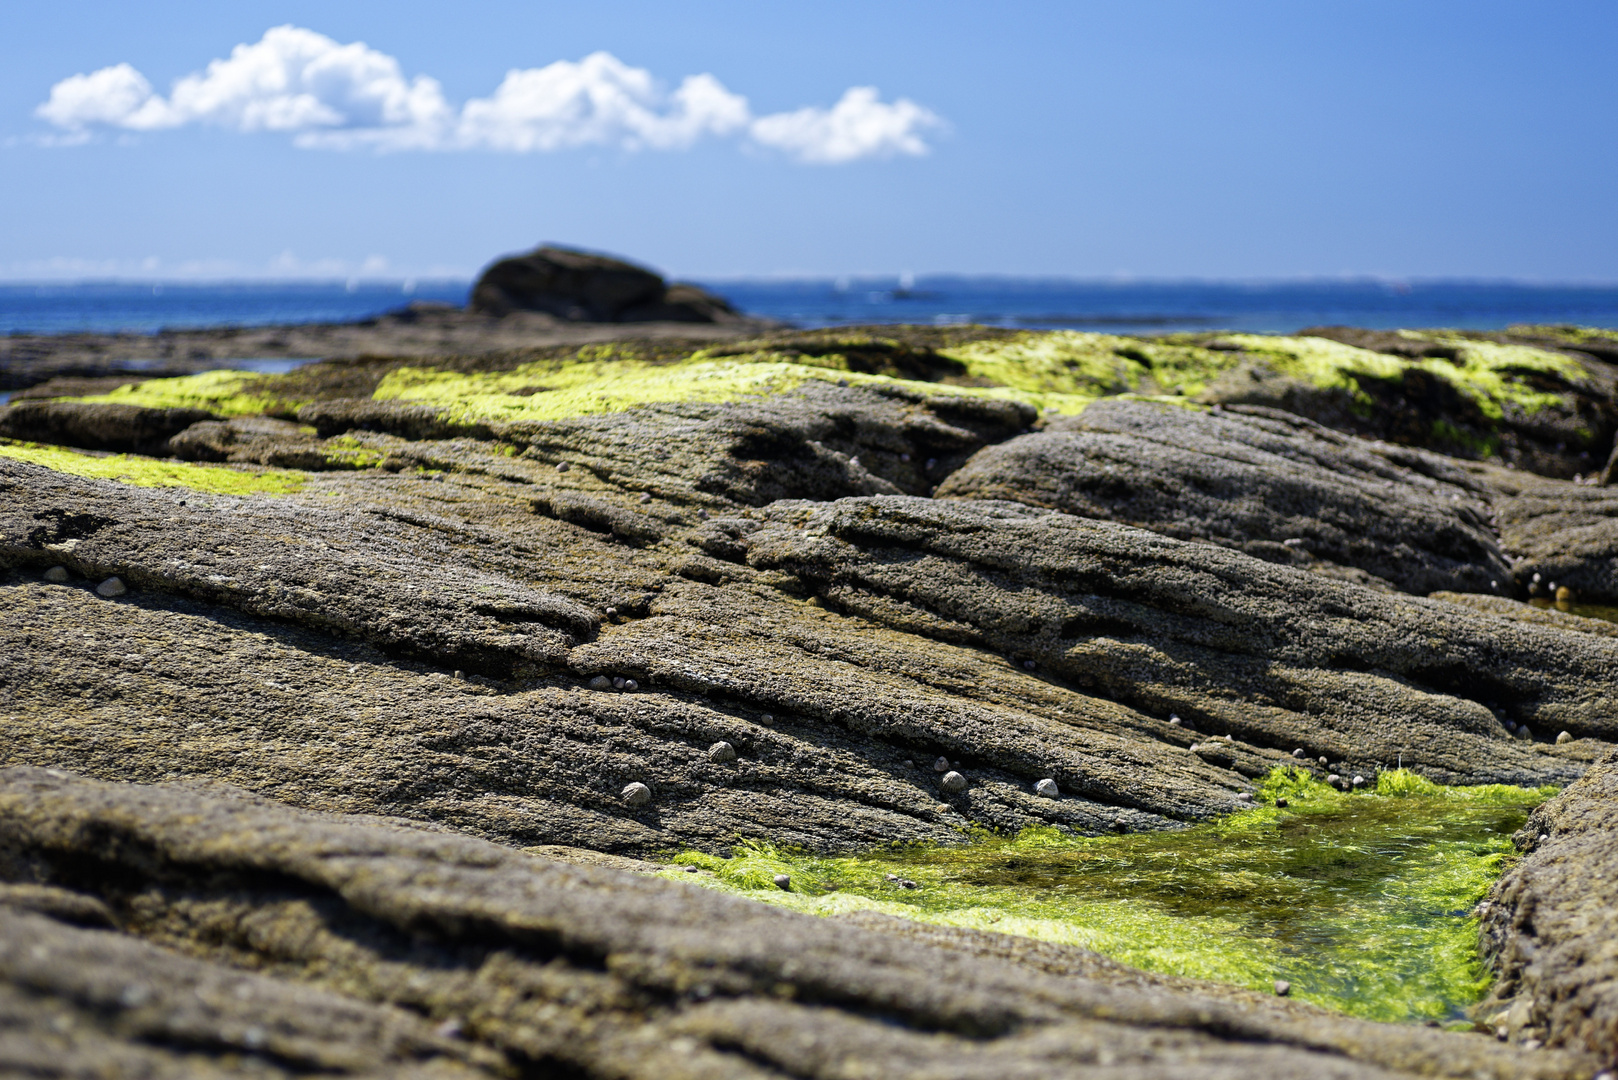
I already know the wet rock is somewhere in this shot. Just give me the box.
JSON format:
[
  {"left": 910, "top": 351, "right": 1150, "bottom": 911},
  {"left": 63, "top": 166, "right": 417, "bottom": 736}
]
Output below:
[{"left": 938, "top": 400, "right": 1510, "bottom": 595}]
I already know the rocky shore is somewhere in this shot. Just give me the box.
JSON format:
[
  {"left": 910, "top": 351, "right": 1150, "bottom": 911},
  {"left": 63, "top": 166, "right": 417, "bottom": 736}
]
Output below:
[{"left": 3, "top": 318, "right": 1618, "bottom": 1076}]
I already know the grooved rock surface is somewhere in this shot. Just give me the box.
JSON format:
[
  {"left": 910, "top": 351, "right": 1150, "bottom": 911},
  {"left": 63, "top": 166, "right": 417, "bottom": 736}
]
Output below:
[
  {"left": 0, "top": 767, "right": 1594, "bottom": 1080},
  {"left": 1475, "top": 464, "right": 1618, "bottom": 605},
  {"left": 937, "top": 400, "right": 1511, "bottom": 595},
  {"left": 742, "top": 495, "right": 1612, "bottom": 785},
  {"left": 1478, "top": 752, "right": 1618, "bottom": 1062}
]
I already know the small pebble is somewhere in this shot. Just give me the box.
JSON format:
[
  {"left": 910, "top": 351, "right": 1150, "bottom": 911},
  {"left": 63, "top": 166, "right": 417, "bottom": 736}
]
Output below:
[
  {"left": 898, "top": 878, "right": 917, "bottom": 889},
  {"left": 773, "top": 874, "right": 792, "bottom": 890},
  {"left": 613, "top": 677, "right": 627, "bottom": 689},
  {"left": 940, "top": 770, "right": 967, "bottom": 793},
  {"left": 622, "top": 679, "right": 638, "bottom": 692},
  {"left": 1292, "top": 748, "right": 1306, "bottom": 758},
  {"left": 453, "top": 670, "right": 465, "bottom": 680},
  {"left": 886, "top": 873, "right": 899, "bottom": 881},
  {"left": 1556, "top": 730, "right": 1573, "bottom": 744},
  {"left": 848, "top": 456, "right": 860, "bottom": 468},
  {"left": 1235, "top": 792, "right": 1252, "bottom": 803},
  {"left": 758, "top": 713, "right": 775, "bottom": 726},
  {"left": 1516, "top": 726, "right": 1533, "bottom": 741},
  {"left": 1327, "top": 774, "right": 1341, "bottom": 786},
  {"left": 925, "top": 458, "right": 938, "bottom": 470},
  {"left": 1022, "top": 659, "right": 1036, "bottom": 670},
  {"left": 1275, "top": 797, "right": 1289, "bottom": 808},
  {"left": 1168, "top": 715, "right": 1182, "bottom": 726},
  {"left": 899, "top": 452, "right": 911, "bottom": 462},
  {"left": 1532, "top": 572, "right": 1542, "bottom": 583},
  {"left": 95, "top": 577, "right": 126, "bottom": 598},
  {"left": 1522, "top": 1039, "right": 1543, "bottom": 1051},
  {"left": 685, "top": 865, "right": 699, "bottom": 873},
  {"left": 1274, "top": 979, "right": 1291, "bottom": 997},
  {"left": 43, "top": 566, "right": 69, "bottom": 582},
  {"left": 903, "top": 759, "right": 914, "bottom": 768},
  {"left": 1318, "top": 756, "right": 1329, "bottom": 767},
  {"left": 605, "top": 606, "right": 618, "bottom": 618},
  {"left": 1223, "top": 734, "right": 1234, "bottom": 742},
  {"left": 638, "top": 492, "right": 653, "bottom": 504},
  {"left": 435, "top": 1017, "right": 464, "bottom": 1039},
  {"left": 1035, "top": 778, "right": 1060, "bottom": 799},
  {"left": 708, "top": 741, "right": 737, "bottom": 764},
  {"left": 933, "top": 756, "right": 950, "bottom": 773},
  {"left": 697, "top": 508, "right": 710, "bottom": 520},
  {"left": 1112, "top": 819, "right": 1128, "bottom": 831},
  {"left": 1351, "top": 775, "right": 1366, "bottom": 788},
  {"left": 1556, "top": 586, "right": 1574, "bottom": 603},
  {"left": 621, "top": 782, "right": 651, "bottom": 807},
  {"left": 588, "top": 675, "right": 612, "bottom": 690},
  {"left": 555, "top": 461, "right": 570, "bottom": 472},
  {"left": 836, "top": 379, "right": 849, "bottom": 387},
  {"left": 1539, "top": 833, "right": 1549, "bottom": 843}
]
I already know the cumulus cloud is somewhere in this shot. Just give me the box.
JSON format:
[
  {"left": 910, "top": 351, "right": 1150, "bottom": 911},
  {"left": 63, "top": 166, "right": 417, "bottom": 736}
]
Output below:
[
  {"left": 749, "top": 87, "right": 943, "bottom": 164},
  {"left": 34, "top": 26, "right": 940, "bottom": 163}
]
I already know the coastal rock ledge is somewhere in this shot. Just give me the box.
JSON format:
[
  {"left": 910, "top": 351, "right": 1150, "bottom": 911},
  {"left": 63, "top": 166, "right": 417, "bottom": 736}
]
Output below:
[{"left": 2, "top": 321, "right": 1618, "bottom": 1076}]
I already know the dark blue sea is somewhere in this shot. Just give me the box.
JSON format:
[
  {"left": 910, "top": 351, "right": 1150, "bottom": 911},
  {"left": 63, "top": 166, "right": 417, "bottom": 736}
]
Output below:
[{"left": 4, "top": 278, "right": 1617, "bottom": 337}]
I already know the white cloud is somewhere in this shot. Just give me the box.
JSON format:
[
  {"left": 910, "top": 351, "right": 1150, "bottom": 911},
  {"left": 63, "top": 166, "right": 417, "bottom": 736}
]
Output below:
[
  {"left": 749, "top": 87, "right": 943, "bottom": 164},
  {"left": 33, "top": 27, "right": 940, "bottom": 163},
  {"left": 456, "top": 52, "right": 749, "bottom": 152}
]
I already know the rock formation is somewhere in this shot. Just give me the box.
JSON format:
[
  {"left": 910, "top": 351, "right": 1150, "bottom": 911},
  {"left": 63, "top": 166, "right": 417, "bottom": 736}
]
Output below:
[
  {"left": 469, "top": 244, "right": 741, "bottom": 323},
  {"left": 3, "top": 321, "right": 1618, "bottom": 1075}
]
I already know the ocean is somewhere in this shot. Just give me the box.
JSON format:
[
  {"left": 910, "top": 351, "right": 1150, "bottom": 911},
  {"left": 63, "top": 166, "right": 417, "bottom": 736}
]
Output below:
[{"left": 3, "top": 278, "right": 1617, "bottom": 338}]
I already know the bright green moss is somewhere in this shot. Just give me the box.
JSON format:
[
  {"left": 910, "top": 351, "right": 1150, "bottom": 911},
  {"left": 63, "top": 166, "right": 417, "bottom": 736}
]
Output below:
[
  {"left": 665, "top": 769, "right": 1553, "bottom": 1024},
  {"left": 69, "top": 369, "right": 308, "bottom": 417},
  {"left": 0, "top": 439, "right": 305, "bottom": 495},
  {"left": 370, "top": 353, "right": 1095, "bottom": 422},
  {"left": 937, "top": 331, "right": 1239, "bottom": 411},
  {"left": 320, "top": 435, "right": 389, "bottom": 470},
  {"left": 1215, "top": 333, "right": 1590, "bottom": 420}
]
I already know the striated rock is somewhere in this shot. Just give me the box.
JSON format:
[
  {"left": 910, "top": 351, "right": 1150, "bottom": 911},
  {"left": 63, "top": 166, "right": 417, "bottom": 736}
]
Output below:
[
  {"left": 938, "top": 399, "right": 1510, "bottom": 595},
  {"left": 0, "top": 766, "right": 1591, "bottom": 1080},
  {"left": 1473, "top": 463, "right": 1618, "bottom": 605},
  {"left": 1478, "top": 751, "right": 1618, "bottom": 1061},
  {"left": 470, "top": 245, "right": 740, "bottom": 323},
  {"left": 743, "top": 495, "right": 1614, "bottom": 784}
]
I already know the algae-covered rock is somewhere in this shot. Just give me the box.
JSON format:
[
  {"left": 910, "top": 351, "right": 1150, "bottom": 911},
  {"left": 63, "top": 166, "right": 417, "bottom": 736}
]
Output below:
[
  {"left": 0, "top": 766, "right": 1593, "bottom": 1080},
  {"left": 938, "top": 399, "right": 1510, "bottom": 595}
]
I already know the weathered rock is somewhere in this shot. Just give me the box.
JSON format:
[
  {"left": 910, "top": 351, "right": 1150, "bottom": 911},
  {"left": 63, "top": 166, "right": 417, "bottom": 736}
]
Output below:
[
  {"left": 470, "top": 245, "right": 740, "bottom": 323},
  {"left": 938, "top": 400, "right": 1510, "bottom": 595},
  {"left": 0, "top": 767, "right": 1590, "bottom": 1080},
  {"left": 0, "top": 400, "right": 215, "bottom": 455},
  {"left": 1473, "top": 463, "right": 1618, "bottom": 605},
  {"left": 743, "top": 495, "right": 1614, "bottom": 785},
  {"left": 1478, "top": 751, "right": 1618, "bottom": 1061}
]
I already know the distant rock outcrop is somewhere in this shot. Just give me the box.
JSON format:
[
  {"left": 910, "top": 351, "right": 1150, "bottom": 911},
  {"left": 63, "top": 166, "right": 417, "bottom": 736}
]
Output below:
[{"left": 469, "top": 244, "right": 741, "bottom": 323}]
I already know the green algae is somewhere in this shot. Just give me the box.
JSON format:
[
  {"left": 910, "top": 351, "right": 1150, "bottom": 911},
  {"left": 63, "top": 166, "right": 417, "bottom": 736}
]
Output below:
[
  {"left": 666, "top": 769, "right": 1553, "bottom": 1025},
  {"left": 67, "top": 369, "right": 310, "bottom": 418},
  {"left": 939, "top": 331, "right": 1237, "bottom": 409},
  {"left": 1209, "top": 333, "right": 1591, "bottom": 421},
  {"left": 0, "top": 440, "right": 305, "bottom": 495}
]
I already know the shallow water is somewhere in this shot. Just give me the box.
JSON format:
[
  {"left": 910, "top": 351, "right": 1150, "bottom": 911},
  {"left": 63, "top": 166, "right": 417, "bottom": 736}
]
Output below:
[
  {"left": 1530, "top": 597, "right": 1618, "bottom": 625},
  {"left": 671, "top": 770, "right": 1552, "bottom": 1024}
]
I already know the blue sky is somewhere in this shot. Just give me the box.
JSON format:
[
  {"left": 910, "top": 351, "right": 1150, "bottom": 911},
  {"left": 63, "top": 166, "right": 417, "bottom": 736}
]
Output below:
[{"left": 2, "top": 1, "right": 1615, "bottom": 281}]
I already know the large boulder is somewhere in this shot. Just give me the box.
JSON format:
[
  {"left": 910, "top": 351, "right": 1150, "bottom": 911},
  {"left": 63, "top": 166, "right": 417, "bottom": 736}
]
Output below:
[{"left": 469, "top": 245, "right": 740, "bottom": 323}]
